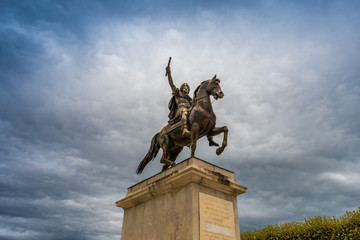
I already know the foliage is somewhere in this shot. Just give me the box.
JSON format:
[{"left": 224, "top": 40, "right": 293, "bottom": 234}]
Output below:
[{"left": 241, "top": 207, "right": 360, "bottom": 240}]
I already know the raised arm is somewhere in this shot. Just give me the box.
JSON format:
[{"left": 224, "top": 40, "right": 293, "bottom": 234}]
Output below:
[{"left": 165, "top": 57, "right": 177, "bottom": 94}]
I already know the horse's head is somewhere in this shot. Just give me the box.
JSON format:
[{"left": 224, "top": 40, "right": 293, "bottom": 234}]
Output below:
[{"left": 207, "top": 75, "right": 224, "bottom": 100}]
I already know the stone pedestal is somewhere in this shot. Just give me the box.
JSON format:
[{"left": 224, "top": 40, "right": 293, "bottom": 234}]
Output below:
[{"left": 116, "top": 157, "right": 247, "bottom": 240}]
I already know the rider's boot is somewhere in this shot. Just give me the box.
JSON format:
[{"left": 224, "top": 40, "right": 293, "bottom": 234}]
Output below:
[
  {"left": 181, "top": 111, "right": 191, "bottom": 136},
  {"left": 182, "top": 124, "right": 190, "bottom": 136}
]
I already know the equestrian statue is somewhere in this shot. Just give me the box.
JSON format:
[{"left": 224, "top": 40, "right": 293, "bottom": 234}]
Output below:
[{"left": 136, "top": 57, "right": 228, "bottom": 174}]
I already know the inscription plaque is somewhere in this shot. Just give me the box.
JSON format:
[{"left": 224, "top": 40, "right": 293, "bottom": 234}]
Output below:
[{"left": 199, "top": 192, "right": 236, "bottom": 240}]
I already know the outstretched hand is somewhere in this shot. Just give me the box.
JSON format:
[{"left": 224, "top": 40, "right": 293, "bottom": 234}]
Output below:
[
  {"left": 166, "top": 66, "right": 171, "bottom": 75},
  {"left": 165, "top": 57, "right": 172, "bottom": 76}
]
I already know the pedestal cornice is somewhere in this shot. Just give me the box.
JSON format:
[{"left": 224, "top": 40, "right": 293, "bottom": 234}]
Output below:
[{"left": 116, "top": 157, "right": 247, "bottom": 209}]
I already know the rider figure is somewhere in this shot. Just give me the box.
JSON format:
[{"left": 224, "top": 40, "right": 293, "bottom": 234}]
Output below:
[{"left": 166, "top": 64, "right": 192, "bottom": 136}]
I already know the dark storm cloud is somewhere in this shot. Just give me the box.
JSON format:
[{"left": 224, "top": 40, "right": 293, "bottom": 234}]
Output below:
[
  {"left": 1, "top": 0, "right": 110, "bottom": 37},
  {"left": 1, "top": 0, "right": 360, "bottom": 239},
  {"left": 0, "top": 2, "right": 135, "bottom": 239}
]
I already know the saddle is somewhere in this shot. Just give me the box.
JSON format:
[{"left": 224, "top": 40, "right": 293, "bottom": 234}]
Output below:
[{"left": 162, "top": 121, "right": 183, "bottom": 135}]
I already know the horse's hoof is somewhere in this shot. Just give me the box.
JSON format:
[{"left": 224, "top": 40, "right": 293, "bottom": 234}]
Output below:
[
  {"left": 216, "top": 147, "right": 223, "bottom": 155},
  {"left": 163, "top": 158, "right": 175, "bottom": 166}
]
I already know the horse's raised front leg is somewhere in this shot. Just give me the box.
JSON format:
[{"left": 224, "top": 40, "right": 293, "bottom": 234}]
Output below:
[
  {"left": 207, "top": 136, "right": 219, "bottom": 147},
  {"left": 190, "top": 123, "right": 200, "bottom": 158},
  {"left": 208, "top": 126, "right": 228, "bottom": 155}
]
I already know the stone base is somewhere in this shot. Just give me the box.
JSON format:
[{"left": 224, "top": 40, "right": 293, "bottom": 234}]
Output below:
[{"left": 116, "top": 157, "right": 247, "bottom": 240}]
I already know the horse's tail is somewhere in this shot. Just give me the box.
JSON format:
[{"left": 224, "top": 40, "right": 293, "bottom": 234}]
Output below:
[{"left": 136, "top": 133, "right": 160, "bottom": 174}]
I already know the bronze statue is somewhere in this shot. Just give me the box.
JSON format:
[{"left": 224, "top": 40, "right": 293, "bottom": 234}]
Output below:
[{"left": 136, "top": 57, "right": 228, "bottom": 174}]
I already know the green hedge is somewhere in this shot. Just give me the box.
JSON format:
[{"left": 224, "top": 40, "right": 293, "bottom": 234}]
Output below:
[{"left": 241, "top": 207, "right": 360, "bottom": 240}]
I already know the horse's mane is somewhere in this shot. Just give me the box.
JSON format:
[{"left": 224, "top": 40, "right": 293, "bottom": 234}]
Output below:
[
  {"left": 193, "top": 80, "right": 208, "bottom": 99},
  {"left": 193, "top": 78, "right": 221, "bottom": 99}
]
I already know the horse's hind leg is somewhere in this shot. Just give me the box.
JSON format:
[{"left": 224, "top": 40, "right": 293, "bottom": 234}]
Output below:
[
  {"left": 159, "top": 134, "right": 174, "bottom": 171},
  {"left": 161, "top": 146, "right": 183, "bottom": 172},
  {"left": 160, "top": 154, "right": 175, "bottom": 172},
  {"left": 169, "top": 146, "right": 183, "bottom": 162}
]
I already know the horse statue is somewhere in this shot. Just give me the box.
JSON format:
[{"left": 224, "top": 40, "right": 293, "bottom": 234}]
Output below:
[{"left": 136, "top": 75, "right": 228, "bottom": 174}]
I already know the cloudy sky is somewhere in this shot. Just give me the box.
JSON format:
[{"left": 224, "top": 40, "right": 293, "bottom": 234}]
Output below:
[{"left": 1, "top": 0, "right": 360, "bottom": 239}]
